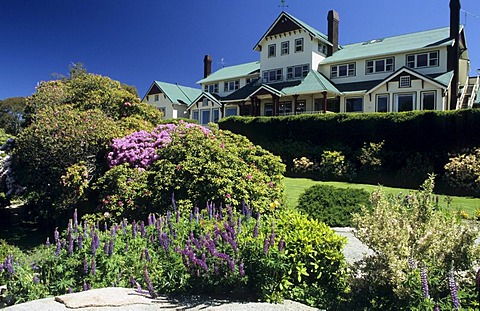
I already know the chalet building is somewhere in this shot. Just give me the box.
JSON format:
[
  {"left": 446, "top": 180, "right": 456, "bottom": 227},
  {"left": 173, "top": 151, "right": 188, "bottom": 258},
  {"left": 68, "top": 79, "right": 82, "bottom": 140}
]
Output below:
[{"left": 145, "top": 0, "right": 479, "bottom": 125}]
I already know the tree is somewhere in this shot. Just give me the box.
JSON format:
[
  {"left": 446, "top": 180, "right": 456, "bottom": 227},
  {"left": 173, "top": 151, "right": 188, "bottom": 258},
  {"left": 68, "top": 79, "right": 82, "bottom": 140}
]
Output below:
[{"left": 0, "top": 97, "right": 26, "bottom": 135}]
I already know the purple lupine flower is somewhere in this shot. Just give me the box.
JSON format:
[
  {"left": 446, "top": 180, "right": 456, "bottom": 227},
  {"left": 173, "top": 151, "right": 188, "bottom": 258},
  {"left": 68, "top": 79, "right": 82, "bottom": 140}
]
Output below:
[
  {"left": 73, "top": 209, "right": 78, "bottom": 228},
  {"left": 104, "top": 240, "right": 109, "bottom": 255},
  {"left": 143, "top": 248, "right": 151, "bottom": 262},
  {"left": 132, "top": 220, "right": 137, "bottom": 238},
  {"left": 433, "top": 305, "right": 440, "bottom": 311},
  {"left": 77, "top": 234, "right": 83, "bottom": 250},
  {"left": 148, "top": 213, "right": 153, "bottom": 226},
  {"left": 253, "top": 223, "right": 259, "bottom": 238},
  {"left": 263, "top": 237, "right": 270, "bottom": 254},
  {"left": 45, "top": 237, "right": 51, "bottom": 247},
  {"left": 83, "top": 257, "right": 89, "bottom": 274},
  {"left": 104, "top": 222, "right": 108, "bottom": 232},
  {"left": 91, "top": 232, "right": 99, "bottom": 256},
  {"left": 91, "top": 258, "right": 96, "bottom": 275},
  {"left": 408, "top": 257, "right": 417, "bottom": 269},
  {"left": 238, "top": 261, "right": 245, "bottom": 277},
  {"left": 68, "top": 232, "right": 73, "bottom": 255},
  {"left": 171, "top": 192, "right": 176, "bottom": 211},
  {"left": 32, "top": 276, "right": 40, "bottom": 284},
  {"left": 176, "top": 209, "right": 180, "bottom": 223},
  {"left": 449, "top": 270, "right": 460, "bottom": 310},
  {"left": 68, "top": 287, "right": 73, "bottom": 294},
  {"left": 218, "top": 204, "right": 223, "bottom": 220},
  {"left": 166, "top": 211, "right": 171, "bottom": 223},
  {"left": 108, "top": 238, "right": 114, "bottom": 256},
  {"left": 55, "top": 240, "right": 61, "bottom": 257},
  {"left": 83, "top": 281, "right": 88, "bottom": 291},
  {"left": 122, "top": 219, "right": 127, "bottom": 235},
  {"left": 278, "top": 237, "right": 285, "bottom": 252},
  {"left": 4, "top": 255, "right": 14, "bottom": 276},
  {"left": 420, "top": 264, "right": 430, "bottom": 298},
  {"left": 189, "top": 211, "right": 193, "bottom": 222},
  {"left": 143, "top": 266, "right": 157, "bottom": 298},
  {"left": 54, "top": 227, "right": 59, "bottom": 243}
]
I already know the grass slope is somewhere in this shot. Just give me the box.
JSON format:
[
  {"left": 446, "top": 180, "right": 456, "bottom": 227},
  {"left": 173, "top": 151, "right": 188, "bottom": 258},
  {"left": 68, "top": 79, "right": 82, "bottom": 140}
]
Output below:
[{"left": 284, "top": 177, "right": 480, "bottom": 216}]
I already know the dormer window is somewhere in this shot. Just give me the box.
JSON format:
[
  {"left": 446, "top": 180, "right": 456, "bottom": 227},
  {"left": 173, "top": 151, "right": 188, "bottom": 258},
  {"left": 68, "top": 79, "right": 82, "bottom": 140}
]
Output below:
[
  {"left": 295, "top": 38, "right": 304, "bottom": 53},
  {"left": 406, "top": 51, "right": 439, "bottom": 68},
  {"left": 287, "top": 64, "right": 309, "bottom": 80},
  {"left": 205, "top": 83, "right": 218, "bottom": 93},
  {"left": 262, "top": 69, "right": 283, "bottom": 83},
  {"left": 331, "top": 63, "right": 355, "bottom": 78},
  {"left": 268, "top": 44, "right": 276, "bottom": 58}
]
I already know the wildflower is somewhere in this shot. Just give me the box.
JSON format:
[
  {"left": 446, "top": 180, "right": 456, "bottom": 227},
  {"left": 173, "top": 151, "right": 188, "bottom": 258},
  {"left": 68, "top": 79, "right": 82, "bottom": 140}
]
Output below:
[
  {"left": 108, "top": 238, "right": 114, "bottom": 256},
  {"left": 91, "top": 258, "right": 96, "bottom": 276},
  {"left": 408, "top": 257, "right": 417, "bottom": 269},
  {"left": 140, "top": 221, "right": 146, "bottom": 238},
  {"left": 104, "top": 241, "right": 109, "bottom": 255},
  {"left": 54, "top": 227, "right": 59, "bottom": 243},
  {"left": 143, "top": 266, "right": 157, "bottom": 298},
  {"left": 263, "top": 237, "right": 270, "bottom": 254},
  {"left": 132, "top": 220, "right": 137, "bottom": 238},
  {"left": 449, "top": 270, "right": 460, "bottom": 310},
  {"left": 225, "top": 193, "right": 231, "bottom": 199},
  {"left": 73, "top": 209, "right": 78, "bottom": 228},
  {"left": 68, "top": 287, "right": 73, "bottom": 294},
  {"left": 45, "top": 237, "right": 51, "bottom": 247},
  {"left": 33, "top": 276, "right": 40, "bottom": 284},
  {"left": 246, "top": 174, "right": 252, "bottom": 180},
  {"left": 55, "top": 240, "right": 61, "bottom": 257},
  {"left": 83, "top": 281, "right": 89, "bottom": 291},
  {"left": 68, "top": 232, "right": 73, "bottom": 255},
  {"left": 278, "top": 237, "right": 285, "bottom": 252},
  {"left": 420, "top": 264, "right": 430, "bottom": 298},
  {"left": 77, "top": 234, "right": 83, "bottom": 250},
  {"left": 253, "top": 222, "right": 259, "bottom": 238},
  {"left": 239, "top": 261, "right": 245, "bottom": 277}
]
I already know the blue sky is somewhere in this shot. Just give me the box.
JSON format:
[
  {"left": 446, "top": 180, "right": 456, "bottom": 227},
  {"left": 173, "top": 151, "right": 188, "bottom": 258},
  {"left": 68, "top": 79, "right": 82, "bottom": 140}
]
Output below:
[{"left": 0, "top": 0, "right": 479, "bottom": 100}]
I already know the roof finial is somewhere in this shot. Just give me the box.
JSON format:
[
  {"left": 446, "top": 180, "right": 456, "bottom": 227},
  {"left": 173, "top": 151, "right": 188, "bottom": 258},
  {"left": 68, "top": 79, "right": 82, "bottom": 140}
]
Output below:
[{"left": 279, "top": 0, "right": 288, "bottom": 10}]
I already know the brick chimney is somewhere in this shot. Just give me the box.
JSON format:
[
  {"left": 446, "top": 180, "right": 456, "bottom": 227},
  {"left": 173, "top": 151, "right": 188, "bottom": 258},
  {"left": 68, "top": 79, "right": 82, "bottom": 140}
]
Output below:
[
  {"left": 203, "top": 55, "right": 212, "bottom": 78},
  {"left": 448, "top": 0, "right": 460, "bottom": 110},
  {"left": 327, "top": 10, "right": 339, "bottom": 57}
]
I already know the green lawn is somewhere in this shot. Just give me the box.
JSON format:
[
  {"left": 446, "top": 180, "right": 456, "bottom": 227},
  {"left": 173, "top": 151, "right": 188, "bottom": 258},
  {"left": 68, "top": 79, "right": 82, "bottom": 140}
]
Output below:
[{"left": 284, "top": 177, "right": 480, "bottom": 216}]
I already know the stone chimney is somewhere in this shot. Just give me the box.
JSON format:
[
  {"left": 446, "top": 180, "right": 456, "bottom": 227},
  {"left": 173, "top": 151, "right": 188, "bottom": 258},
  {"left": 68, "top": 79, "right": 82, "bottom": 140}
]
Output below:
[
  {"left": 448, "top": 0, "right": 460, "bottom": 109},
  {"left": 203, "top": 55, "right": 212, "bottom": 78},
  {"left": 327, "top": 10, "right": 339, "bottom": 57}
]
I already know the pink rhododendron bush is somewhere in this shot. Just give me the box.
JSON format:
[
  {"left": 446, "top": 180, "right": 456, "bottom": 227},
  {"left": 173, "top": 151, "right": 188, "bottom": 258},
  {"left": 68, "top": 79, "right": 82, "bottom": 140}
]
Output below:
[{"left": 94, "top": 121, "right": 285, "bottom": 221}]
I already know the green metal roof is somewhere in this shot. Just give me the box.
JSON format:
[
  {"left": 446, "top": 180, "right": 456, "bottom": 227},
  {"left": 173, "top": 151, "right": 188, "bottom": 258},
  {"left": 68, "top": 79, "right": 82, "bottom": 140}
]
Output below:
[
  {"left": 282, "top": 71, "right": 340, "bottom": 95},
  {"left": 152, "top": 81, "right": 202, "bottom": 106},
  {"left": 321, "top": 27, "right": 453, "bottom": 65},
  {"left": 433, "top": 71, "right": 454, "bottom": 87},
  {"left": 196, "top": 61, "right": 260, "bottom": 84}
]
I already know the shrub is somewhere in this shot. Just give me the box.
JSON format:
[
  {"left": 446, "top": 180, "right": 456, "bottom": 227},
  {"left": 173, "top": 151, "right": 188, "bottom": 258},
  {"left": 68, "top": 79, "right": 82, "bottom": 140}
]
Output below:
[
  {"left": 96, "top": 122, "right": 285, "bottom": 221},
  {"left": 444, "top": 148, "right": 480, "bottom": 194},
  {"left": 0, "top": 204, "right": 348, "bottom": 309},
  {"left": 297, "top": 185, "right": 371, "bottom": 227},
  {"left": 350, "top": 175, "right": 480, "bottom": 310}
]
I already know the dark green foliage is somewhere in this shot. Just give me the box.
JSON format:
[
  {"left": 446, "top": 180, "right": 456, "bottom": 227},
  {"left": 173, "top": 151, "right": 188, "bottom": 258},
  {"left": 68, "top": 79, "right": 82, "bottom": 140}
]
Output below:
[
  {"left": 297, "top": 185, "right": 371, "bottom": 227},
  {"left": 0, "top": 97, "right": 26, "bottom": 135}
]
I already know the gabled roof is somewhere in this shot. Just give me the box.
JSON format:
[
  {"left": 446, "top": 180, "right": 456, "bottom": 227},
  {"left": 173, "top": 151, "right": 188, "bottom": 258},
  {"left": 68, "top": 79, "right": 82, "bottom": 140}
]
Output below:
[
  {"left": 254, "top": 11, "right": 331, "bottom": 51},
  {"left": 144, "top": 81, "right": 202, "bottom": 106},
  {"left": 366, "top": 67, "right": 448, "bottom": 94},
  {"left": 187, "top": 92, "right": 222, "bottom": 110},
  {"left": 321, "top": 26, "right": 454, "bottom": 65},
  {"left": 282, "top": 71, "right": 340, "bottom": 95},
  {"left": 196, "top": 61, "right": 260, "bottom": 84}
]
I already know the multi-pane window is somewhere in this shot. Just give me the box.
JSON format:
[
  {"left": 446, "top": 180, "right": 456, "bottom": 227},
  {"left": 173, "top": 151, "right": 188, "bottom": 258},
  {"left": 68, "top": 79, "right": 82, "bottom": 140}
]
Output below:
[
  {"left": 224, "top": 80, "right": 240, "bottom": 92},
  {"left": 281, "top": 41, "right": 289, "bottom": 55},
  {"left": 366, "top": 57, "right": 394, "bottom": 74},
  {"left": 287, "top": 64, "right": 309, "bottom": 80},
  {"left": 399, "top": 76, "right": 411, "bottom": 88},
  {"left": 295, "top": 38, "right": 304, "bottom": 52},
  {"left": 213, "top": 108, "right": 220, "bottom": 122},
  {"left": 318, "top": 42, "right": 327, "bottom": 55},
  {"left": 394, "top": 93, "right": 415, "bottom": 112},
  {"left": 406, "top": 51, "right": 439, "bottom": 68},
  {"left": 331, "top": 63, "right": 355, "bottom": 78},
  {"left": 376, "top": 94, "right": 389, "bottom": 112},
  {"left": 225, "top": 107, "right": 237, "bottom": 117},
  {"left": 262, "top": 69, "right": 283, "bottom": 83},
  {"left": 154, "top": 94, "right": 159, "bottom": 101},
  {"left": 205, "top": 83, "right": 218, "bottom": 93},
  {"left": 264, "top": 103, "right": 274, "bottom": 116},
  {"left": 346, "top": 97, "right": 363, "bottom": 112},
  {"left": 193, "top": 110, "right": 199, "bottom": 121},
  {"left": 422, "top": 91, "right": 436, "bottom": 110},
  {"left": 268, "top": 44, "right": 276, "bottom": 58}
]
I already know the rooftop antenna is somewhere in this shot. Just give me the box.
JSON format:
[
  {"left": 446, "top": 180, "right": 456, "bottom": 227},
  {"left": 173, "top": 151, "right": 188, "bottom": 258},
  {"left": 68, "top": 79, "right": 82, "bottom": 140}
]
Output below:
[
  {"left": 461, "top": 9, "right": 480, "bottom": 28},
  {"left": 218, "top": 58, "right": 226, "bottom": 68},
  {"left": 279, "top": 0, "right": 288, "bottom": 10}
]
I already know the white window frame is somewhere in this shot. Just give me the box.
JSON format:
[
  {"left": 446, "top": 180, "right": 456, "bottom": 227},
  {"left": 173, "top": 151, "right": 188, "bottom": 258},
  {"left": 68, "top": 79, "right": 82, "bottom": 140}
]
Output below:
[
  {"left": 201, "top": 109, "right": 211, "bottom": 125},
  {"left": 399, "top": 76, "right": 411, "bottom": 88},
  {"left": 318, "top": 42, "right": 327, "bottom": 55},
  {"left": 154, "top": 94, "right": 159, "bottom": 101},
  {"left": 331, "top": 63, "right": 356, "bottom": 78},
  {"left": 281, "top": 41, "right": 289, "bottom": 55},
  {"left": 394, "top": 93, "right": 416, "bottom": 112},
  {"left": 294, "top": 38, "right": 304, "bottom": 53},
  {"left": 268, "top": 44, "right": 276, "bottom": 58},
  {"left": 345, "top": 97, "right": 363, "bottom": 113},
  {"left": 212, "top": 108, "right": 220, "bottom": 122},
  {"left": 287, "top": 64, "right": 309, "bottom": 80},
  {"left": 376, "top": 94, "right": 389, "bottom": 112},
  {"left": 421, "top": 91, "right": 436, "bottom": 110},
  {"left": 224, "top": 80, "right": 240, "bottom": 92},
  {"left": 262, "top": 68, "right": 283, "bottom": 83},
  {"left": 366, "top": 57, "right": 394, "bottom": 74},
  {"left": 406, "top": 51, "right": 439, "bottom": 68},
  {"left": 225, "top": 107, "right": 237, "bottom": 117}
]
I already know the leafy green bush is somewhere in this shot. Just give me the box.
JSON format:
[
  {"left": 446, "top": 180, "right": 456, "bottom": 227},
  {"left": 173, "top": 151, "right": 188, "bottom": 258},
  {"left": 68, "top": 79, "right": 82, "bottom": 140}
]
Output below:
[
  {"left": 0, "top": 204, "right": 348, "bottom": 309},
  {"left": 444, "top": 148, "right": 480, "bottom": 194},
  {"left": 297, "top": 185, "right": 371, "bottom": 227},
  {"left": 350, "top": 175, "right": 480, "bottom": 310},
  {"left": 95, "top": 122, "right": 285, "bottom": 221}
]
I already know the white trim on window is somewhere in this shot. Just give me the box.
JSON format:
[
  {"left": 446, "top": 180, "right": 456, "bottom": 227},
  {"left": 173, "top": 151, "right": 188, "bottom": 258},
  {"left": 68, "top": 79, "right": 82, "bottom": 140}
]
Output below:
[
  {"left": 406, "top": 51, "right": 439, "bottom": 68},
  {"left": 281, "top": 41, "right": 289, "bottom": 55},
  {"left": 394, "top": 93, "right": 416, "bottom": 112},
  {"left": 399, "top": 76, "right": 411, "bottom": 88},
  {"left": 421, "top": 91, "right": 436, "bottom": 110},
  {"left": 366, "top": 57, "right": 394, "bottom": 74},
  {"left": 331, "top": 63, "right": 356, "bottom": 78},
  {"left": 376, "top": 94, "right": 389, "bottom": 112},
  {"left": 294, "top": 38, "right": 304, "bottom": 53}
]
